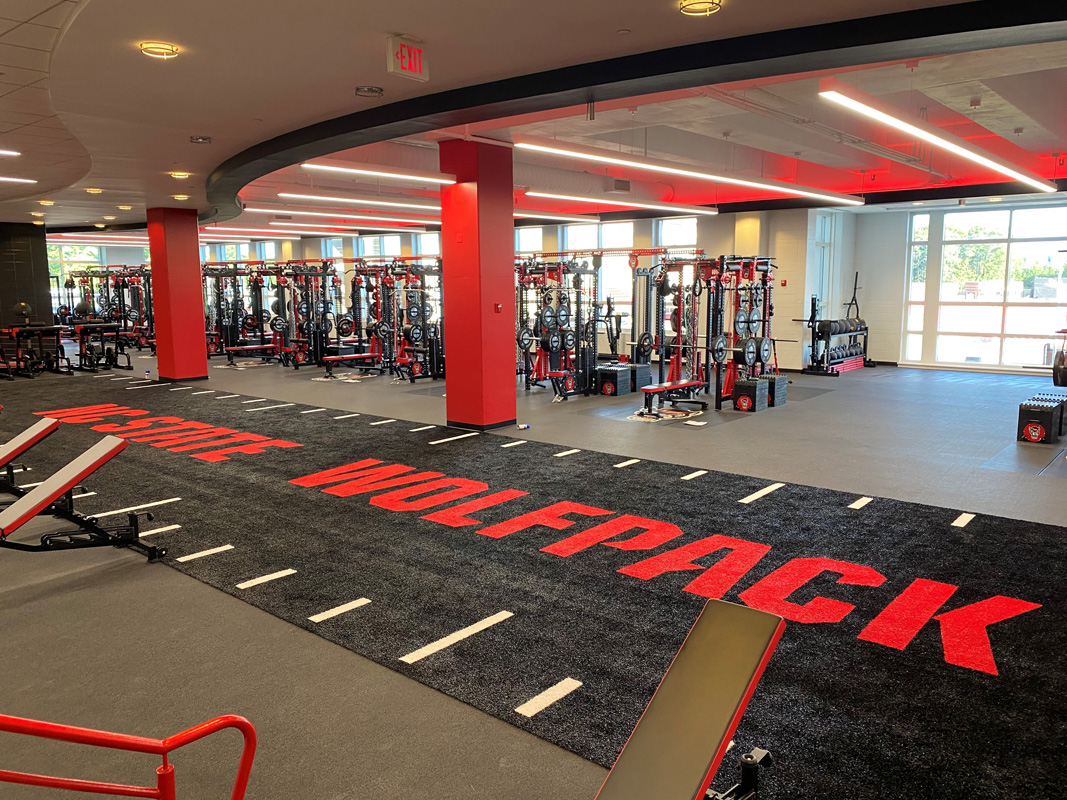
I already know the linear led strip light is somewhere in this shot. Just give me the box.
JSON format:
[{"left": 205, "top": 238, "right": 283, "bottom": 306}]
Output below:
[
  {"left": 267, "top": 221, "right": 428, "bottom": 233},
  {"left": 514, "top": 210, "right": 601, "bottom": 223},
  {"left": 277, "top": 192, "right": 441, "bottom": 211},
  {"left": 513, "top": 134, "right": 863, "bottom": 206},
  {"left": 524, "top": 191, "right": 719, "bottom": 217},
  {"left": 0, "top": 176, "right": 35, "bottom": 184},
  {"left": 244, "top": 206, "right": 436, "bottom": 225},
  {"left": 301, "top": 159, "right": 456, "bottom": 185},
  {"left": 818, "top": 78, "right": 1057, "bottom": 194}
]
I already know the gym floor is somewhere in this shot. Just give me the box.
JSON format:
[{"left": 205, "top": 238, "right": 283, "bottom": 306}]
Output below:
[{"left": 0, "top": 360, "right": 1062, "bottom": 799}]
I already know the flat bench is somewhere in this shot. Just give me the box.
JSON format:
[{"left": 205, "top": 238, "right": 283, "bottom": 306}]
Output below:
[
  {"left": 0, "top": 418, "right": 60, "bottom": 494},
  {"left": 639, "top": 380, "right": 708, "bottom": 417},
  {"left": 595, "top": 599, "right": 784, "bottom": 800},
  {"left": 0, "top": 435, "right": 163, "bottom": 561},
  {"left": 225, "top": 344, "right": 280, "bottom": 365},
  {"left": 323, "top": 353, "right": 382, "bottom": 377}
]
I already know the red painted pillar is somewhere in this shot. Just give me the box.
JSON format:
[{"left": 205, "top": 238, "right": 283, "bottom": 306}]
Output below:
[
  {"left": 439, "top": 140, "right": 516, "bottom": 430},
  {"left": 147, "top": 207, "right": 207, "bottom": 380}
]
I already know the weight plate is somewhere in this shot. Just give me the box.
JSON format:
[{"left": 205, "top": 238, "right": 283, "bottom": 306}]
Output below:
[
  {"left": 297, "top": 301, "right": 310, "bottom": 317},
  {"left": 711, "top": 334, "right": 728, "bottom": 364},
  {"left": 582, "top": 320, "right": 596, "bottom": 344},
  {"left": 540, "top": 330, "right": 562, "bottom": 353},
  {"left": 242, "top": 314, "right": 259, "bottom": 331},
  {"left": 670, "top": 305, "right": 683, "bottom": 333},
  {"left": 376, "top": 321, "right": 392, "bottom": 339},
  {"left": 752, "top": 285, "right": 764, "bottom": 306},
  {"left": 368, "top": 302, "right": 378, "bottom": 318},
  {"left": 748, "top": 312, "right": 762, "bottom": 336},
  {"left": 733, "top": 308, "right": 749, "bottom": 337},
  {"left": 561, "top": 329, "right": 576, "bottom": 351},
  {"left": 542, "top": 293, "right": 553, "bottom": 307},
  {"left": 269, "top": 316, "right": 288, "bottom": 333},
  {"left": 411, "top": 361, "right": 424, "bottom": 376},
  {"left": 422, "top": 303, "right": 434, "bottom": 322},
  {"left": 315, "top": 300, "right": 327, "bottom": 314},
  {"left": 407, "top": 303, "right": 422, "bottom": 322},
  {"left": 693, "top": 279, "right": 703, "bottom": 298},
  {"left": 741, "top": 337, "right": 758, "bottom": 367},
  {"left": 517, "top": 327, "right": 533, "bottom": 351},
  {"left": 404, "top": 324, "right": 424, "bottom": 344},
  {"left": 336, "top": 317, "right": 354, "bottom": 338},
  {"left": 558, "top": 292, "right": 569, "bottom": 306},
  {"left": 556, "top": 303, "right": 571, "bottom": 328},
  {"left": 126, "top": 310, "right": 140, "bottom": 322},
  {"left": 540, "top": 305, "right": 558, "bottom": 329},
  {"left": 757, "top": 337, "right": 773, "bottom": 364},
  {"left": 636, "top": 332, "right": 654, "bottom": 358},
  {"left": 271, "top": 300, "right": 282, "bottom": 315},
  {"left": 1053, "top": 350, "right": 1066, "bottom": 387},
  {"left": 406, "top": 291, "right": 419, "bottom": 306}
]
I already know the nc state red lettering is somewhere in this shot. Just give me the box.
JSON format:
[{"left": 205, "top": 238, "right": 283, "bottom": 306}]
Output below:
[
  {"left": 477, "top": 502, "right": 613, "bottom": 539},
  {"left": 542, "top": 515, "right": 684, "bottom": 558},
  {"left": 619, "top": 534, "right": 772, "bottom": 599},
  {"left": 739, "top": 557, "right": 885, "bottom": 623}
]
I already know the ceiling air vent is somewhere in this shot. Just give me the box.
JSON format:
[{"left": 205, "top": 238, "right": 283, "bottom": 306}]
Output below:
[{"left": 606, "top": 179, "right": 631, "bottom": 194}]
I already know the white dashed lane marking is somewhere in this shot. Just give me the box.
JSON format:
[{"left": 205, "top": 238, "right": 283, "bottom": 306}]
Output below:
[
  {"left": 215, "top": 394, "right": 241, "bottom": 400},
  {"left": 245, "top": 404, "right": 295, "bottom": 412},
  {"left": 242, "top": 399, "right": 268, "bottom": 404},
  {"left": 301, "top": 408, "right": 327, "bottom": 414},
  {"left": 139, "top": 524, "right": 181, "bottom": 538},
  {"left": 410, "top": 426, "right": 435, "bottom": 432},
  {"left": 400, "top": 611, "right": 513, "bottom": 664},
  {"left": 191, "top": 391, "right": 216, "bottom": 395},
  {"left": 169, "top": 387, "right": 192, "bottom": 392},
  {"left": 126, "top": 384, "right": 167, "bottom": 390},
  {"left": 952, "top": 513, "right": 976, "bottom": 528},
  {"left": 501, "top": 440, "right": 527, "bottom": 448},
  {"left": 94, "top": 498, "right": 182, "bottom": 517},
  {"left": 429, "top": 432, "right": 479, "bottom": 444},
  {"left": 849, "top": 497, "right": 874, "bottom": 510},
  {"left": 515, "top": 678, "right": 584, "bottom": 718},
  {"left": 681, "top": 470, "right": 707, "bottom": 481},
  {"left": 309, "top": 598, "right": 371, "bottom": 624},
  {"left": 176, "top": 544, "right": 234, "bottom": 563},
  {"left": 370, "top": 419, "right": 397, "bottom": 426},
  {"left": 614, "top": 459, "right": 640, "bottom": 468},
  {"left": 554, "top": 449, "right": 580, "bottom": 458},
  {"left": 739, "top": 483, "right": 786, "bottom": 504},
  {"left": 333, "top": 413, "right": 360, "bottom": 420},
  {"left": 236, "top": 569, "right": 297, "bottom": 590}
]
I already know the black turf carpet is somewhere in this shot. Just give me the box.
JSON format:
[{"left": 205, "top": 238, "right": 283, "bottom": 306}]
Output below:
[{"left": 1, "top": 375, "right": 1064, "bottom": 799}]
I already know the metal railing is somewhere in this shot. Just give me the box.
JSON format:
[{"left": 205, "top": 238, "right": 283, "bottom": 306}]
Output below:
[{"left": 0, "top": 713, "right": 256, "bottom": 799}]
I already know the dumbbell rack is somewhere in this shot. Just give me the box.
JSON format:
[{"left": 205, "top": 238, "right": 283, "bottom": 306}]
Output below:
[{"left": 800, "top": 296, "right": 874, "bottom": 376}]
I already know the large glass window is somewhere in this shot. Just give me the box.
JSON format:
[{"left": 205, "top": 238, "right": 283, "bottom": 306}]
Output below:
[
  {"left": 516, "top": 227, "right": 543, "bottom": 254},
  {"left": 907, "top": 206, "right": 1067, "bottom": 368},
  {"left": 565, "top": 224, "right": 598, "bottom": 251}
]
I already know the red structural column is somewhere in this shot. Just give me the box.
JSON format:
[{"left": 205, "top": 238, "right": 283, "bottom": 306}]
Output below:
[
  {"left": 439, "top": 140, "right": 516, "bottom": 430},
  {"left": 147, "top": 207, "right": 207, "bottom": 380}
]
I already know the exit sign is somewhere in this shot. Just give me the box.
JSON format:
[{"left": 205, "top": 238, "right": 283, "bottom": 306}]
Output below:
[{"left": 387, "top": 36, "right": 429, "bottom": 82}]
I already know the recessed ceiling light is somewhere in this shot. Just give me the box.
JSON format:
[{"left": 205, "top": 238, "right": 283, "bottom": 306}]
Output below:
[
  {"left": 38, "top": 200, "right": 54, "bottom": 206},
  {"left": 168, "top": 171, "right": 191, "bottom": 179},
  {"left": 355, "top": 86, "right": 384, "bottom": 98},
  {"left": 0, "top": 176, "right": 36, "bottom": 184},
  {"left": 30, "top": 211, "right": 44, "bottom": 217},
  {"left": 0, "top": 148, "right": 19, "bottom": 157},
  {"left": 139, "top": 42, "right": 180, "bottom": 59},
  {"left": 679, "top": 0, "right": 722, "bottom": 15},
  {"left": 189, "top": 135, "right": 212, "bottom": 144},
  {"left": 172, "top": 194, "right": 189, "bottom": 201},
  {"left": 117, "top": 205, "right": 132, "bottom": 210},
  {"left": 85, "top": 187, "right": 102, "bottom": 194},
  {"left": 32, "top": 220, "right": 43, "bottom": 226},
  {"left": 94, "top": 223, "right": 106, "bottom": 228},
  {"left": 103, "top": 215, "right": 116, "bottom": 220}
]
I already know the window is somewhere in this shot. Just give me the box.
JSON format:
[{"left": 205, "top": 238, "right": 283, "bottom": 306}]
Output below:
[
  {"left": 906, "top": 206, "right": 1067, "bottom": 368},
  {"left": 261, "top": 241, "right": 277, "bottom": 261},
  {"left": 418, "top": 233, "right": 440, "bottom": 256},
  {"left": 323, "top": 238, "right": 343, "bottom": 260},
  {"left": 659, "top": 217, "right": 697, "bottom": 248},
  {"left": 599, "top": 223, "right": 634, "bottom": 313},
  {"left": 48, "top": 245, "right": 102, "bottom": 311},
  {"left": 565, "top": 224, "right": 598, "bottom": 251},
  {"left": 516, "top": 227, "right": 543, "bottom": 254}
]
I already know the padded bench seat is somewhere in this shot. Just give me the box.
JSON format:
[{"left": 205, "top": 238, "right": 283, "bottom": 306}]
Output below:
[
  {"left": 639, "top": 379, "right": 707, "bottom": 417},
  {"left": 642, "top": 379, "right": 703, "bottom": 393}
]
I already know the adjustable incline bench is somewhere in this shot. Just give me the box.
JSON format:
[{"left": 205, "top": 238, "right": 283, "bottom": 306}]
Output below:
[
  {"left": 595, "top": 599, "right": 784, "bottom": 800},
  {"left": 0, "top": 435, "right": 165, "bottom": 562},
  {"left": 0, "top": 417, "right": 61, "bottom": 497}
]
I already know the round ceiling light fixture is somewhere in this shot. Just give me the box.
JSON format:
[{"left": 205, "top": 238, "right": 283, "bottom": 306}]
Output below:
[
  {"left": 103, "top": 215, "right": 116, "bottom": 220},
  {"left": 172, "top": 194, "right": 189, "bottom": 201},
  {"left": 30, "top": 211, "right": 44, "bottom": 217},
  {"left": 38, "top": 200, "right": 54, "bottom": 206},
  {"left": 32, "top": 220, "right": 44, "bottom": 226},
  {"left": 117, "top": 205, "right": 132, "bottom": 210},
  {"left": 139, "top": 41, "right": 180, "bottom": 59},
  {"left": 168, "top": 171, "right": 190, "bottom": 179},
  {"left": 94, "top": 223, "right": 106, "bottom": 228},
  {"left": 679, "top": 0, "right": 722, "bottom": 15},
  {"left": 355, "top": 86, "right": 385, "bottom": 99}
]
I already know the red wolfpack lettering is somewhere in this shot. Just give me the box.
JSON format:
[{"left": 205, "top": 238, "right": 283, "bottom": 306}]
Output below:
[
  {"left": 297, "top": 457, "right": 1050, "bottom": 676},
  {"left": 35, "top": 403, "right": 301, "bottom": 462}
]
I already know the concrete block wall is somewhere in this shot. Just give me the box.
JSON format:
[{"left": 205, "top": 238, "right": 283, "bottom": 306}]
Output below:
[{"left": 851, "top": 212, "right": 909, "bottom": 363}]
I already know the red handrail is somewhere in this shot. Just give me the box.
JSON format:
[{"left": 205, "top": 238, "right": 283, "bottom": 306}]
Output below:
[{"left": 0, "top": 713, "right": 256, "bottom": 800}]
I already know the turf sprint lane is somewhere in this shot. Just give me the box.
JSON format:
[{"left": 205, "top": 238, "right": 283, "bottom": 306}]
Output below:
[{"left": 0, "top": 376, "right": 1062, "bottom": 799}]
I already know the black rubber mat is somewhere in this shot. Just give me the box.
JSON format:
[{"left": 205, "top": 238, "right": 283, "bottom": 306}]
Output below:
[{"left": 1, "top": 375, "right": 1063, "bottom": 799}]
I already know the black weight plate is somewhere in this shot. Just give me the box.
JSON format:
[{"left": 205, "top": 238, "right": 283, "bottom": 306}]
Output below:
[
  {"left": 406, "top": 291, "right": 419, "bottom": 306},
  {"left": 376, "top": 321, "right": 392, "bottom": 339},
  {"left": 741, "top": 338, "right": 758, "bottom": 367},
  {"left": 271, "top": 300, "right": 282, "bottom": 315},
  {"left": 540, "top": 331, "right": 562, "bottom": 353},
  {"left": 561, "top": 329, "right": 576, "bottom": 351},
  {"left": 407, "top": 303, "right": 422, "bottom": 322},
  {"left": 242, "top": 314, "right": 258, "bottom": 331},
  {"left": 711, "top": 334, "right": 728, "bottom": 364},
  {"left": 297, "top": 301, "right": 310, "bottom": 317},
  {"left": 582, "top": 320, "right": 596, "bottom": 344},
  {"left": 404, "top": 324, "right": 424, "bottom": 344},
  {"left": 422, "top": 303, "right": 434, "bottom": 322},
  {"left": 1053, "top": 351, "right": 1067, "bottom": 387},
  {"left": 368, "top": 302, "right": 378, "bottom": 318},
  {"left": 636, "top": 332, "right": 654, "bottom": 358},
  {"left": 557, "top": 292, "right": 569, "bottom": 306},
  {"left": 426, "top": 324, "right": 438, "bottom": 340},
  {"left": 693, "top": 279, "right": 703, "bottom": 298},
  {"left": 336, "top": 317, "right": 354, "bottom": 337},
  {"left": 315, "top": 300, "right": 327, "bottom": 314},
  {"left": 757, "top": 337, "right": 773, "bottom": 363},
  {"left": 126, "top": 310, "right": 140, "bottom": 322},
  {"left": 517, "top": 327, "right": 533, "bottom": 351},
  {"left": 269, "top": 316, "right": 287, "bottom": 333},
  {"left": 748, "top": 312, "right": 762, "bottom": 336},
  {"left": 733, "top": 308, "right": 749, "bottom": 337},
  {"left": 556, "top": 303, "right": 571, "bottom": 328},
  {"left": 540, "top": 305, "right": 558, "bottom": 329},
  {"left": 321, "top": 319, "right": 334, "bottom": 335}
]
